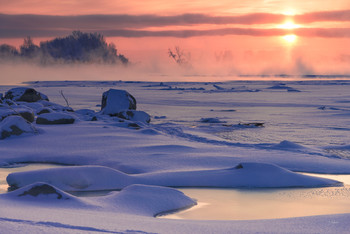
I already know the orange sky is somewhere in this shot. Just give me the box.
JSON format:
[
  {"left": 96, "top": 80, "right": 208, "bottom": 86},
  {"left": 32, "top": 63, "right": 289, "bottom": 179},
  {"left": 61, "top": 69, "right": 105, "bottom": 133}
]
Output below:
[{"left": 1, "top": 0, "right": 350, "bottom": 76}]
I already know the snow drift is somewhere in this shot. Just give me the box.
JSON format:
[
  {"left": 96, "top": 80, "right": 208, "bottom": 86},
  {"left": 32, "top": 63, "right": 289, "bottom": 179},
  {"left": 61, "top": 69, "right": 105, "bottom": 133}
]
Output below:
[{"left": 7, "top": 163, "right": 342, "bottom": 191}]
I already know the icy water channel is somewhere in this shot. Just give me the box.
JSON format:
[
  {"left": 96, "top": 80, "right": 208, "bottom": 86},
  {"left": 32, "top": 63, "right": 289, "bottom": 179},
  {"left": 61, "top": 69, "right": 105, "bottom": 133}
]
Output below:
[{"left": 1, "top": 164, "right": 350, "bottom": 220}]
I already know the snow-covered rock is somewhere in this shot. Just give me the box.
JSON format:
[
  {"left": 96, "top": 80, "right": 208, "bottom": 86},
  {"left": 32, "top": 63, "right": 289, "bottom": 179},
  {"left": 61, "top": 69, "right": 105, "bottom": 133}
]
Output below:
[
  {"left": 101, "top": 89, "right": 136, "bottom": 115},
  {"left": 5, "top": 87, "right": 49, "bottom": 102},
  {"left": 75, "top": 109, "right": 97, "bottom": 121},
  {"left": 0, "top": 115, "right": 35, "bottom": 139},
  {"left": 117, "top": 110, "right": 151, "bottom": 123},
  {"left": 36, "top": 112, "right": 75, "bottom": 125},
  {"left": 267, "top": 84, "right": 301, "bottom": 92},
  {"left": 200, "top": 117, "right": 226, "bottom": 123},
  {"left": 38, "top": 100, "right": 74, "bottom": 112},
  {"left": 3, "top": 182, "right": 76, "bottom": 201},
  {"left": 0, "top": 106, "right": 35, "bottom": 122}
]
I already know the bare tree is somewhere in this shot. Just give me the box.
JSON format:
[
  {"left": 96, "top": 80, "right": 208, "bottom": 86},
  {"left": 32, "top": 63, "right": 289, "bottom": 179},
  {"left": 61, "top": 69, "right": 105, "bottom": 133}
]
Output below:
[
  {"left": 168, "top": 46, "right": 190, "bottom": 66},
  {"left": 59, "top": 90, "right": 70, "bottom": 108}
]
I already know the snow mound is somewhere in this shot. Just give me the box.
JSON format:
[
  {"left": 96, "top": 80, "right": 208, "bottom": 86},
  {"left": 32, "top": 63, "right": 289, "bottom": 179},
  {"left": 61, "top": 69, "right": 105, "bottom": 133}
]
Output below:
[
  {"left": 104, "top": 184, "right": 196, "bottom": 216},
  {"left": 7, "top": 163, "right": 342, "bottom": 191},
  {"left": 272, "top": 140, "right": 306, "bottom": 150},
  {"left": 141, "top": 162, "right": 342, "bottom": 188},
  {"left": 1, "top": 182, "right": 77, "bottom": 201}
]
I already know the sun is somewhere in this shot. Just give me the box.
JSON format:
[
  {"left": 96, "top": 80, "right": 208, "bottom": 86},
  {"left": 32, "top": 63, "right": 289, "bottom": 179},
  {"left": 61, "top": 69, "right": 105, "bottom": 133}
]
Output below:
[
  {"left": 279, "top": 20, "right": 300, "bottom": 30},
  {"left": 283, "top": 34, "right": 297, "bottom": 43}
]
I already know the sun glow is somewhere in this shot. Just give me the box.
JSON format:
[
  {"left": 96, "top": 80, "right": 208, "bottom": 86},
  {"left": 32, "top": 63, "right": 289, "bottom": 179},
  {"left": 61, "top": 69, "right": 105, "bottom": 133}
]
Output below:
[{"left": 283, "top": 34, "right": 297, "bottom": 43}]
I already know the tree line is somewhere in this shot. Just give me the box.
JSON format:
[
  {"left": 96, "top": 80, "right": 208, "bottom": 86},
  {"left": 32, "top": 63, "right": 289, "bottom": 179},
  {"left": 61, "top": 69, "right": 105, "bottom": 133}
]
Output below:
[{"left": 0, "top": 31, "right": 128, "bottom": 65}]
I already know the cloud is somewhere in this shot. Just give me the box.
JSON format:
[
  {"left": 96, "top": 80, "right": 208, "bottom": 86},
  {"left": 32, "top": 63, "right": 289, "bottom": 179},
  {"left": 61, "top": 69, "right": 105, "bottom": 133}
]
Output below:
[
  {"left": 0, "top": 13, "right": 286, "bottom": 30},
  {"left": 1, "top": 10, "right": 350, "bottom": 38},
  {"left": 295, "top": 10, "right": 350, "bottom": 23},
  {"left": 2, "top": 27, "right": 350, "bottom": 39}
]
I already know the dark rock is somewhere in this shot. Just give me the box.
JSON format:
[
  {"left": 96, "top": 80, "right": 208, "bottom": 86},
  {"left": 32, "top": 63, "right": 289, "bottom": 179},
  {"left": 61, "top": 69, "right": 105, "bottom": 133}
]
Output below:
[
  {"left": 200, "top": 117, "right": 226, "bottom": 123},
  {"left": 18, "top": 110, "right": 35, "bottom": 123},
  {"left": 18, "top": 183, "right": 63, "bottom": 199},
  {"left": 1, "top": 125, "right": 24, "bottom": 139},
  {"left": 5, "top": 87, "right": 49, "bottom": 102},
  {"left": 128, "top": 123, "right": 141, "bottom": 129},
  {"left": 37, "top": 107, "right": 52, "bottom": 115},
  {"left": 101, "top": 89, "right": 136, "bottom": 115},
  {"left": 36, "top": 113, "right": 75, "bottom": 125},
  {"left": 6, "top": 182, "right": 74, "bottom": 200},
  {"left": 239, "top": 122, "right": 265, "bottom": 127}
]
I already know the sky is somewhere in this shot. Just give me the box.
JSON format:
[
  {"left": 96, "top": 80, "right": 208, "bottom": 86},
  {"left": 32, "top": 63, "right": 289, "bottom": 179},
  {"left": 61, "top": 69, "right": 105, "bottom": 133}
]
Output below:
[{"left": 1, "top": 0, "right": 350, "bottom": 79}]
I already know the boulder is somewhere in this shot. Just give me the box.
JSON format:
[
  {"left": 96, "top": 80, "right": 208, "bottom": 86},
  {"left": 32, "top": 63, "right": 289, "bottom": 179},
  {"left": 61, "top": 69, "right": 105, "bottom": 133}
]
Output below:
[
  {"left": 5, "top": 87, "right": 49, "bottom": 102},
  {"left": 101, "top": 89, "right": 136, "bottom": 115},
  {"left": 117, "top": 110, "right": 151, "bottom": 123},
  {"left": 36, "top": 113, "right": 75, "bottom": 125},
  {"left": 0, "top": 115, "right": 35, "bottom": 139}
]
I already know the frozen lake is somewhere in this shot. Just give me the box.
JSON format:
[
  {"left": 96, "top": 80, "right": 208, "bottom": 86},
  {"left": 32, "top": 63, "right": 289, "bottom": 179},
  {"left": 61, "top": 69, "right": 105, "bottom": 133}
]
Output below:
[{"left": 2, "top": 79, "right": 350, "bottom": 233}]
